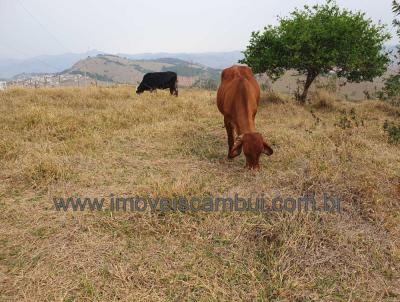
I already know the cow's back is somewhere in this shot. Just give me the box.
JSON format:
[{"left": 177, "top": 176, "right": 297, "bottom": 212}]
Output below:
[
  {"left": 217, "top": 65, "right": 260, "bottom": 118},
  {"left": 143, "top": 72, "right": 176, "bottom": 84}
]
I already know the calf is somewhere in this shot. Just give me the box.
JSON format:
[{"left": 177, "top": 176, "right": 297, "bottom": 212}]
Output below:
[{"left": 217, "top": 65, "right": 273, "bottom": 169}]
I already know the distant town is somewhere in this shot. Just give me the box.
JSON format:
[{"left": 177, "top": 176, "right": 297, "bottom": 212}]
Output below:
[{"left": 3, "top": 73, "right": 101, "bottom": 89}]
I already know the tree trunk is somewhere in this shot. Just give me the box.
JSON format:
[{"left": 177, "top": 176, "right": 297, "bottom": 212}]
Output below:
[{"left": 298, "top": 72, "right": 317, "bottom": 103}]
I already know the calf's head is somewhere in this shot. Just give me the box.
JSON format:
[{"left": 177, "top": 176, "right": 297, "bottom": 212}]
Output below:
[{"left": 229, "top": 132, "right": 273, "bottom": 169}]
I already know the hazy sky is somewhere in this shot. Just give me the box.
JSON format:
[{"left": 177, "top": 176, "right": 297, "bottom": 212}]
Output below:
[{"left": 0, "top": 0, "right": 397, "bottom": 59}]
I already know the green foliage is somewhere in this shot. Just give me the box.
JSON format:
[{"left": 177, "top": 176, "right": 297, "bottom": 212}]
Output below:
[
  {"left": 383, "top": 120, "right": 400, "bottom": 144},
  {"left": 240, "top": 0, "right": 391, "bottom": 102},
  {"left": 380, "top": 1, "right": 400, "bottom": 106},
  {"left": 393, "top": 0, "right": 400, "bottom": 14},
  {"left": 378, "top": 75, "right": 400, "bottom": 106},
  {"left": 392, "top": 1, "right": 400, "bottom": 30},
  {"left": 260, "top": 82, "right": 269, "bottom": 91}
]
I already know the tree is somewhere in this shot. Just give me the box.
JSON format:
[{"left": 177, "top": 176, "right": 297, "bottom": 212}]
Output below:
[
  {"left": 379, "top": 75, "right": 400, "bottom": 105},
  {"left": 393, "top": 0, "right": 400, "bottom": 31},
  {"left": 240, "top": 0, "right": 391, "bottom": 103},
  {"left": 380, "top": 1, "right": 400, "bottom": 105}
]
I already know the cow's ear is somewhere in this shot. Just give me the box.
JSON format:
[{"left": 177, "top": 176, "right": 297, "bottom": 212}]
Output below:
[
  {"left": 262, "top": 140, "right": 273, "bottom": 156},
  {"left": 229, "top": 136, "right": 243, "bottom": 158}
]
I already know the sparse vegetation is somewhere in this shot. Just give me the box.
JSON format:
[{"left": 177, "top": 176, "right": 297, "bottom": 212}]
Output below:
[
  {"left": 379, "top": 74, "right": 400, "bottom": 106},
  {"left": 129, "top": 63, "right": 154, "bottom": 74},
  {"left": 193, "top": 78, "right": 219, "bottom": 90},
  {"left": 0, "top": 87, "right": 399, "bottom": 301},
  {"left": 384, "top": 120, "right": 400, "bottom": 144},
  {"left": 98, "top": 55, "right": 125, "bottom": 66},
  {"left": 334, "top": 108, "right": 364, "bottom": 129},
  {"left": 260, "top": 90, "right": 288, "bottom": 104},
  {"left": 70, "top": 70, "right": 114, "bottom": 82},
  {"left": 309, "top": 90, "right": 339, "bottom": 111}
]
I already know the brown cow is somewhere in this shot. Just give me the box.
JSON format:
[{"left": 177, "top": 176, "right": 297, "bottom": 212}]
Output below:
[{"left": 217, "top": 65, "right": 273, "bottom": 169}]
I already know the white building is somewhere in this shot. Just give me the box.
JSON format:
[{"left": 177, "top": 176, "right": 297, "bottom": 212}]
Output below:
[{"left": 0, "top": 81, "right": 7, "bottom": 90}]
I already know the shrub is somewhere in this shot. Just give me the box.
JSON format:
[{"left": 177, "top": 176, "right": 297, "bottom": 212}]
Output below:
[
  {"left": 309, "top": 90, "right": 338, "bottom": 110},
  {"left": 335, "top": 108, "right": 364, "bottom": 129},
  {"left": 261, "top": 91, "right": 288, "bottom": 104},
  {"left": 383, "top": 120, "right": 400, "bottom": 144},
  {"left": 379, "top": 75, "right": 400, "bottom": 106},
  {"left": 378, "top": 1, "right": 400, "bottom": 106},
  {"left": 193, "top": 78, "right": 218, "bottom": 90}
]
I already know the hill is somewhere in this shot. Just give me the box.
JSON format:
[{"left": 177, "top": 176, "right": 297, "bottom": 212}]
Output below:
[
  {"left": 120, "top": 50, "right": 244, "bottom": 69},
  {"left": 62, "top": 54, "right": 221, "bottom": 86},
  {"left": 0, "top": 87, "right": 399, "bottom": 301},
  {"left": 0, "top": 50, "right": 241, "bottom": 79}
]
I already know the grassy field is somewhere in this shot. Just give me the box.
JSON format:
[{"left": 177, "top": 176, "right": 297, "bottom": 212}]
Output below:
[{"left": 0, "top": 86, "right": 399, "bottom": 301}]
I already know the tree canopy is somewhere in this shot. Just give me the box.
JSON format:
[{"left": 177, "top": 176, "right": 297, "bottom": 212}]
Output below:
[
  {"left": 240, "top": 0, "right": 391, "bottom": 102},
  {"left": 379, "top": 1, "right": 400, "bottom": 105}
]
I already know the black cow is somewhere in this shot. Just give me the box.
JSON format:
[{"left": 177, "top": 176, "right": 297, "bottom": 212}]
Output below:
[{"left": 136, "top": 71, "right": 178, "bottom": 96}]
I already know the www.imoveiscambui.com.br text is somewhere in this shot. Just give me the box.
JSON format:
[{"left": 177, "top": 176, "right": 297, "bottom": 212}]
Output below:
[{"left": 53, "top": 193, "right": 341, "bottom": 213}]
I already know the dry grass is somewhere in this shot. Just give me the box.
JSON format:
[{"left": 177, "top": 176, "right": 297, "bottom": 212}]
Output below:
[
  {"left": 260, "top": 91, "right": 289, "bottom": 104},
  {"left": 309, "top": 90, "right": 341, "bottom": 111},
  {"left": 0, "top": 86, "right": 399, "bottom": 301}
]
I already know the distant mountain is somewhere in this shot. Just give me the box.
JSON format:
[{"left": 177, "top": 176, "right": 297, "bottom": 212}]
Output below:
[
  {"left": 62, "top": 54, "right": 221, "bottom": 86},
  {"left": 0, "top": 50, "right": 240, "bottom": 79},
  {"left": 119, "top": 51, "right": 244, "bottom": 69},
  {"left": 2, "top": 45, "right": 395, "bottom": 80},
  {"left": 0, "top": 50, "right": 104, "bottom": 79}
]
